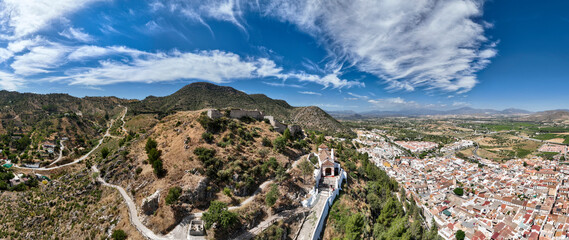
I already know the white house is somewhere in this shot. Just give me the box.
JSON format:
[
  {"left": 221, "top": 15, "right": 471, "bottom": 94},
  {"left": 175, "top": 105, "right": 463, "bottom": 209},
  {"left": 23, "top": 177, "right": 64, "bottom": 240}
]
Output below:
[{"left": 317, "top": 144, "right": 340, "bottom": 177}]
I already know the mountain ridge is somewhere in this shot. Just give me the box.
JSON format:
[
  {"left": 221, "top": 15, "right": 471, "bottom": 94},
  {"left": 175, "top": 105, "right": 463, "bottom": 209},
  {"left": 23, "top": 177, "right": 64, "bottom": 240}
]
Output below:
[{"left": 328, "top": 106, "right": 533, "bottom": 119}]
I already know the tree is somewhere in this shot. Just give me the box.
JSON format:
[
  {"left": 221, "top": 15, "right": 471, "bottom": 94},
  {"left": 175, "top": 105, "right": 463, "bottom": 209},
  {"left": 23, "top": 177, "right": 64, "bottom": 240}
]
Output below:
[
  {"left": 101, "top": 147, "right": 110, "bottom": 159},
  {"left": 316, "top": 134, "right": 325, "bottom": 146},
  {"left": 298, "top": 160, "right": 314, "bottom": 182},
  {"left": 202, "top": 201, "right": 238, "bottom": 230},
  {"left": 273, "top": 136, "right": 287, "bottom": 153},
  {"left": 147, "top": 148, "right": 161, "bottom": 165},
  {"left": 453, "top": 187, "right": 464, "bottom": 196},
  {"left": 152, "top": 159, "right": 165, "bottom": 177},
  {"left": 166, "top": 186, "right": 182, "bottom": 205},
  {"left": 145, "top": 138, "right": 157, "bottom": 154},
  {"left": 283, "top": 128, "right": 292, "bottom": 141},
  {"left": 111, "top": 229, "right": 127, "bottom": 240},
  {"left": 455, "top": 230, "right": 465, "bottom": 240},
  {"left": 345, "top": 214, "right": 365, "bottom": 240},
  {"left": 265, "top": 184, "right": 279, "bottom": 207}
]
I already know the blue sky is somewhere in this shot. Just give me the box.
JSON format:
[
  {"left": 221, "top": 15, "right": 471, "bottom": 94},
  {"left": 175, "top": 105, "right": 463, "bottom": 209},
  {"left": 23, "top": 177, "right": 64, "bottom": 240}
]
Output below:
[{"left": 0, "top": 0, "right": 567, "bottom": 112}]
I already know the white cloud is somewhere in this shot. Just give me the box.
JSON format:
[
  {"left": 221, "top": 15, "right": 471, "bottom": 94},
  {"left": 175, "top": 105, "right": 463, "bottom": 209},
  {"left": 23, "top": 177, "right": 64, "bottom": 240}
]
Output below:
[
  {"left": 50, "top": 50, "right": 260, "bottom": 85},
  {"left": 262, "top": 81, "right": 304, "bottom": 88},
  {"left": 261, "top": 0, "right": 496, "bottom": 93},
  {"left": 48, "top": 46, "right": 362, "bottom": 88},
  {"left": 11, "top": 44, "right": 69, "bottom": 75},
  {"left": 179, "top": 0, "right": 496, "bottom": 93},
  {"left": 368, "top": 97, "right": 420, "bottom": 110},
  {"left": 452, "top": 101, "right": 470, "bottom": 107},
  {"left": 0, "top": 0, "right": 105, "bottom": 39},
  {"left": 298, "top": 91, "right": 321, "bottom": 96},
  {"left": 289, "top": 72, "right": 364, "bottom": 89},
  {"left": 347, "top": 92, "right": 369, "bottom": 100},
  {"left": 59, "top": 27, "right": 94, "bottom": 42},
  {"left": 0, "top": 71, "right": 24, "bottom": 90},
  {"left": 67, "top": 45, "right": 147, "bottom": 61}
]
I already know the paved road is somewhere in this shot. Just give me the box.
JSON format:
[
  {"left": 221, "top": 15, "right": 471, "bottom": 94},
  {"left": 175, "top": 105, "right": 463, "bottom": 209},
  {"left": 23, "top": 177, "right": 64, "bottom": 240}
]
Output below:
[
  {"left": 93, "top": 165, "right": 170, "bottom": 240},
  {"left": 48, "top": 139, "right": 67, "bottom": 166}
]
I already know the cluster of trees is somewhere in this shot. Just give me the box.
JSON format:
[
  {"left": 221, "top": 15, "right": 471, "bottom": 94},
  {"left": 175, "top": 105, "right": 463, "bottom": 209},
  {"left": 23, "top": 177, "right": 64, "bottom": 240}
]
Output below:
[
  {"left": 273, "top": 128, "right": 309, "bottom": 153},
  {"left": 145, "top": 138, "right": 165, "bottom": 177},
  {"left": 325, "top": 140, "right": 442, "bottom": 240},
  {"left": 194, "top": 147, "right": 222, "bottom": 179},
  {"left": 0, "top": 168, "right": 14, "bottom": 190},
  {"left": 202, "top": 201, "right": 239, "bottom": 235},
  {"left": 0, "top": 169, "right": 38, "bottom": 191}
]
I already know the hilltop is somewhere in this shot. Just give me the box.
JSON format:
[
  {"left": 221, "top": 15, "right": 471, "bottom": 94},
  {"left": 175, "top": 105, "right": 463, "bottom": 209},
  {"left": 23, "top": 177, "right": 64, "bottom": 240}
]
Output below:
[
  {"left": 129, "top": 82, "right": 353, "bottom": 136},
  {"left": 96, "top": 109, "right": 315, "bottom": 237}
]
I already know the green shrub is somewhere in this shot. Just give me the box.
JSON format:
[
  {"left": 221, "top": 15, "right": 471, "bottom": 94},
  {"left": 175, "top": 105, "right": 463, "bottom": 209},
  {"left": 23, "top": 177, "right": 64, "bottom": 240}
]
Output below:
[
  {"left": 265, "top": 184, "right": 279, "bottom": 207},
  {"left": 202, "top": 132, "right": 214, "bottom": 144},
  {"left": 111, "top": 229, "right": 127, "bottom": 240},
  {"left": 101, "top": 147, "right": 110, "bottom": 159},
  {"left": 145, "top": 138, "right": 157, "bottom": 154},
  {"left": 165, "top": 187, "right": 182, "bottom": 205},
  {"left": 453, "top": 187, "right": 464, "bottom": 196}
]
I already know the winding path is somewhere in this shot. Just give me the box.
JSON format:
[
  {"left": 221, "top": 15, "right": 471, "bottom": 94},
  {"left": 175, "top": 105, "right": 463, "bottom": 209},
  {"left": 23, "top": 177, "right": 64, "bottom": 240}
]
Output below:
[
  {"left": 15, "top": 107, "right": 127, "bottom": 171},
  {"left": 48, "top": 139, "right": 66, "bottom": 166},
  {"left": 101, "top": 153, "right": 308, "bottom": 240}
]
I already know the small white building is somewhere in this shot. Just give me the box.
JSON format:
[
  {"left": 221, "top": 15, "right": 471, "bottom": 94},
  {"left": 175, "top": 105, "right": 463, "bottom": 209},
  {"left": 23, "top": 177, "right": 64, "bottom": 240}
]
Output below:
[{"left": 317, "top": 144, "right": 340, "bottom": 177}]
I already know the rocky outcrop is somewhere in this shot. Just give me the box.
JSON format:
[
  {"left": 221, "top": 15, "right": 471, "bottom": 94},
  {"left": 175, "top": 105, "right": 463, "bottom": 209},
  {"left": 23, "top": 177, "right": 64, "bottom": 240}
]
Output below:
[
  {"left": 141, "top": 190, "right": 160, "bottom": 215},
  {"left": 180, "top": 177, "right": 209, "bottom": 205}
]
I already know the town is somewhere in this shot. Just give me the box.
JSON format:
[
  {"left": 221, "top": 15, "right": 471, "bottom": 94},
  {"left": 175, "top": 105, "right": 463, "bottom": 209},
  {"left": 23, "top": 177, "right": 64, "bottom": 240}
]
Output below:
[{"left": 357, "top": 129, "right": 569, "bottom": 240}]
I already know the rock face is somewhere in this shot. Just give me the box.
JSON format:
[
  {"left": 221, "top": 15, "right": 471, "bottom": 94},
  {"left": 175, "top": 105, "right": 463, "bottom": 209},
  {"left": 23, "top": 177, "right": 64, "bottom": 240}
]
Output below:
[
  {"left": 141, "top": 190, "right": 160, "bottom": 215},
  {"left": 180, "top": 177, "right": 208, "bottom": 205}
]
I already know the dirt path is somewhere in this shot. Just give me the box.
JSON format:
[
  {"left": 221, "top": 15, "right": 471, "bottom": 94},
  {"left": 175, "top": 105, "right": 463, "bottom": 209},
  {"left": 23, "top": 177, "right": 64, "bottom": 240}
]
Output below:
[
  {"left": 48, "top": 139, "right": 66, "bottom": 166},
  {"left": 15, "top": 107, "right": 128, "bottom": 171}
]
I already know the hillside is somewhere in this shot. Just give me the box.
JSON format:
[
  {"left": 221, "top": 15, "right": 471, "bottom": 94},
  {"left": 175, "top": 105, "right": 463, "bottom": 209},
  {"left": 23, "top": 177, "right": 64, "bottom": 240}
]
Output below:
[
  {"left": 522, "top": 110, "right": 569, "bottom": 123},
  {"left": 0, "top": 91, "right": 128, "bottom": 166},
  {"left": 129, "top": 82, "right": 352, "bottom": 136},
  {"left": 96, "top": 110, "right": 313, "bottom": 237}
]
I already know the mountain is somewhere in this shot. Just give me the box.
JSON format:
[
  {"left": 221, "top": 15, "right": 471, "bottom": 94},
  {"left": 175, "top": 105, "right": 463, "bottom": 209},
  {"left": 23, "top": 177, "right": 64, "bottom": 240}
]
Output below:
[
  {"left": 329, "top": 106, "right": 533, "bottom": 119},
  {"left": 522, "top": 110, "right": 569, "bottom": 122},
  {"left": 129, "top": 82, "right": 353, "bottom": 136}
]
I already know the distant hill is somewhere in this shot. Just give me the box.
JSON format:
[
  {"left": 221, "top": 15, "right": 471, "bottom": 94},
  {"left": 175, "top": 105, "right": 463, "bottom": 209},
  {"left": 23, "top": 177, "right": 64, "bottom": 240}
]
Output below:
[
  {"left": 329, "top": 106, "right": 533, "bottom": 119},
  {"left": 129, "top": 82, "right": 353, "bottom": 136},
  {"left": 522, "top": 110, "right": 569, "bottom": 122},
  {"left": 0, "top": 91, "right": 127, "bottom": 153}
]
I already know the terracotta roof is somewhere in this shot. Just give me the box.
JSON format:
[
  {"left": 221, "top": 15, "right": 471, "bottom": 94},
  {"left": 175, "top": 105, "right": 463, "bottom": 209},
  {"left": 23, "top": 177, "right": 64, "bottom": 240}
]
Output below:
[{"left": 318, "top": 144, "right": 328, "bottom": 149}]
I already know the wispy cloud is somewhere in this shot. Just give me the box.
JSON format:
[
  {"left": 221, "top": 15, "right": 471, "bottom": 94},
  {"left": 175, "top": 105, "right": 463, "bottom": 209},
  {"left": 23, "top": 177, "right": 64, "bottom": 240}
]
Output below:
[
  {"left": 39, "top": 47, "right": 362, "bottom": 88},
  {"left": 0, "top": 0, "right": 105, "bottom": 39},
  {"left": 347, "top": 92, "right": 369, "bottom": 100},
  {"left": 262, "top": 81, "right": 304, "bottom": 88},
  {"left": 181, "top": 0, "right": 496, "bottom": 93},
  {"left": 368, "top": 97, "right": 420, "bottom": 110},
  {"left": 59, "top": 27, "right": 94, "bottom": 42},
  {"left": 298, "top": 91, "right": 321, "bottom": 96},
  {"left": 260, "top": 0, "right": 497, "bottom": 93}
]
